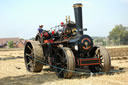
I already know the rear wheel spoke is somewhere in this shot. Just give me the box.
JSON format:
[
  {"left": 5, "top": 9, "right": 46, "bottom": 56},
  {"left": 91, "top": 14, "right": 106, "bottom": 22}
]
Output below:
[
  {"left": 26, "top": 53, "right": 31, "bottom": 56},
  {"left": 28, "top": 56, "right": 32, "bottom": 60},
  {"left": 27, "top": 45, "right": 32, "bottom": 51},
  {"left": 57, "top": 53, "right": 62, "bottom": 57},
  {"left": 27, "top": 61, "right": 32, "bottom": 66}
]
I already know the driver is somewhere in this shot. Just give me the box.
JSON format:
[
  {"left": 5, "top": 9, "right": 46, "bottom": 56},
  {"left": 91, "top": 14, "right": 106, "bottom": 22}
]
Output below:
[{"left": 38, "top": 25, "right": 44, "bottom": 34}]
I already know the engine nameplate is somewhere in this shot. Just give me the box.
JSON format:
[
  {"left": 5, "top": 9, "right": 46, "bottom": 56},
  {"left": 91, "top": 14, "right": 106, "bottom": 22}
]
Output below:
[{"left": 77, "top": 58, "right": 100, "bottom": 66}]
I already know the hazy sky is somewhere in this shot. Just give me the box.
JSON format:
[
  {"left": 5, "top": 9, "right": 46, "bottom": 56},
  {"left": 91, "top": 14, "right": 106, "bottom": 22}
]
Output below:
[{"left": 0, "top": 0, "right": 128, "bottom": 39}]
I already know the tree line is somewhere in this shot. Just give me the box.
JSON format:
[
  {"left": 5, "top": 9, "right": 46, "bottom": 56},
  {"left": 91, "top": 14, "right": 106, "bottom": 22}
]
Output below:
[
  {"left": 94, "top": 24, "right": 128, "bottom": 46},
  {"left": 108, "top": 24, "right": 128, "bottom": 45}
]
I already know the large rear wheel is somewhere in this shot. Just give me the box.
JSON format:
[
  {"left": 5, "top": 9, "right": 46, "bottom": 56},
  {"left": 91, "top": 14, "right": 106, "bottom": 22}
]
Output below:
[
  {"left": 55, "top": 47, "right": 75, "bottom": 78},
  {"left": 89, "top": 46, "right": 111, "bottom": 73},
  {"left": 24, "top": 41, "right": 44, "bottom": 72}
]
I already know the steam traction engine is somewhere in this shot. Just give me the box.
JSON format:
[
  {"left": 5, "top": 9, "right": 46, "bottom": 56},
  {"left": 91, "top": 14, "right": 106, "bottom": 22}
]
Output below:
[{"left": 24, "top": 3, "right": 111, "bottom": 78}]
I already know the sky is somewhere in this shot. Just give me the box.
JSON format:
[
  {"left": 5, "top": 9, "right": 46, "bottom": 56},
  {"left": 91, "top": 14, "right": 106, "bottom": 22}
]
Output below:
[{"left": 0, "top": 0, "right": 128, "bottom": 39}]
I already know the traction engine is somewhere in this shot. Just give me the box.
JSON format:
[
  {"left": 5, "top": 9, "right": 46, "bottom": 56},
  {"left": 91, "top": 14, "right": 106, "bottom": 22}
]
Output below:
[{"left": 24, "top": 3, "right": 111, "bottom": 78}]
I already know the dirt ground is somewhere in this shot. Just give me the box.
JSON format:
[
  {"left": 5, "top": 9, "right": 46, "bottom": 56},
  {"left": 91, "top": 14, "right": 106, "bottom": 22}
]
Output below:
[{"left": 0, "top": 47, "right": 128, "bottom": 85}]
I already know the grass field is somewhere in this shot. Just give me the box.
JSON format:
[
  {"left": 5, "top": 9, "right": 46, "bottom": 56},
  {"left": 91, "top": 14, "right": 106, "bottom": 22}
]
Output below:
[{"left": 0, "top": 46, "right": 128, "bottom": 85}]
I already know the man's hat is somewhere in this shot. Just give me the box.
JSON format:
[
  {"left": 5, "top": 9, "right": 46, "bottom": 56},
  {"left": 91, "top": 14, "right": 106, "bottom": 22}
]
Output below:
[{"left": 39, "top": 25, "right": 43, "bottom": 27}]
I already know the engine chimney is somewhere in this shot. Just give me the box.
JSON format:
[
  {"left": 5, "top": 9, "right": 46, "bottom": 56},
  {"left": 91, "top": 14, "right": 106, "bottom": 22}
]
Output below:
[{"left": 73, "top": 3, "right": 83, "bottom": 35}]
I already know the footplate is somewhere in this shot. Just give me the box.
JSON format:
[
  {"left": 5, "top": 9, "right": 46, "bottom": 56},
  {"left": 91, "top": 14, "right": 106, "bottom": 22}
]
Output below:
[{"left": 77, "top": 58, "right": 100, "bottom": 66}]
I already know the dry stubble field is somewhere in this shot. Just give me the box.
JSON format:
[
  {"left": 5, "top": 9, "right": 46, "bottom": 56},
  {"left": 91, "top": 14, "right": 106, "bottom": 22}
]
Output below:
[{"left": 0, "top": 46, "right": 128, "bottom": 85}]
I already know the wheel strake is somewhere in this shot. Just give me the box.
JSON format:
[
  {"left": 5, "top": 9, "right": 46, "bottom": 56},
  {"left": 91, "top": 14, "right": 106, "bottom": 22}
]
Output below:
[
  {"left": 24, "top": 41, "right": 44, "bottom": 72},
  {"left": 55, "top": 47, "right": 75, "bottom": 78}
]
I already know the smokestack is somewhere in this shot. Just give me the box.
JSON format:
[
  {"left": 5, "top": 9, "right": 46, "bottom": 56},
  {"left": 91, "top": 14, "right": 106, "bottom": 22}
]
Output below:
[{"left": 73, "top": 3, "right": 83, "bottom": 35}]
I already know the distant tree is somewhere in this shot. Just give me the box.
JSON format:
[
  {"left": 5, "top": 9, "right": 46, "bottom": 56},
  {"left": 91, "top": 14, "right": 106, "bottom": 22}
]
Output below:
[
  {"left": 20, "top": 38, "right": 24, "bottom": 40},
  {"left": 94, "top": 38, "right": 104, "bottom": 42},
  {"left": 108, "top": 24, "right": 128, "bottom": 45},
  {"left": 93, "top": 38, "right": 107, "bottom": 46},
  {"left": 29, "top": 37, "right": 35, "bottom": 40},
  {"left": 8, "top": 41, "right": 14, "bottom": 48}
]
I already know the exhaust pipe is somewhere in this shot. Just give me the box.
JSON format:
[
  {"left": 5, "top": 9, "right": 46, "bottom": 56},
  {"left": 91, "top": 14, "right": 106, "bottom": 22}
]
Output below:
[{"left": 73, "top": 3, "right": 83, "bottom": 35}]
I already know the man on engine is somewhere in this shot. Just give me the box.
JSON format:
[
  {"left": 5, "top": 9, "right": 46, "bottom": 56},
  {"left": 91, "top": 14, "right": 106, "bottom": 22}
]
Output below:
[
  {"left": 38, "top": 25, "right": 43, "bottom": 34},
  {"left": 38, "top": 25, "right": 44, "bottom": 37}
]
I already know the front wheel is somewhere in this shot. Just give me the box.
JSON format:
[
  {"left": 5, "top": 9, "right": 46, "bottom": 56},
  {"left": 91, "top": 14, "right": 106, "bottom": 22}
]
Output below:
[{"left": 89, "top": 46, "right": 111, "bottom": 73}]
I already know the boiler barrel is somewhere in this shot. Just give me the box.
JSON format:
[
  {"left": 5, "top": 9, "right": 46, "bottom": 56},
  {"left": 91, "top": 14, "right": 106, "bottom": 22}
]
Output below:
[{"left": 73, "top": 3, "right": 83, "bottom": 35}]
